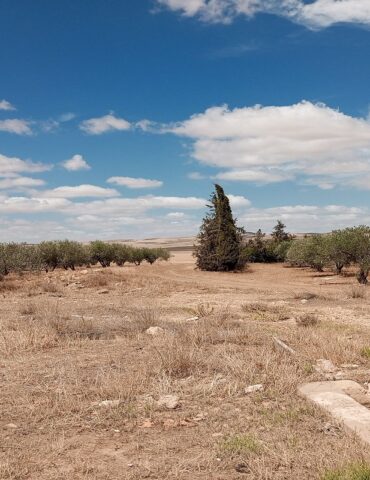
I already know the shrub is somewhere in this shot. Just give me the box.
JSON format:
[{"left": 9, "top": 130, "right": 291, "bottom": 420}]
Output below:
[{"left": 286, "top": 235, "right": 326, "bottom": 271}]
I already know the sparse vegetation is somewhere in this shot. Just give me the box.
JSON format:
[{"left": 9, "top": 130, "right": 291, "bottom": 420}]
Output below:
[{"left": 321, "top": 463, "right": 370, "bottom": 480}]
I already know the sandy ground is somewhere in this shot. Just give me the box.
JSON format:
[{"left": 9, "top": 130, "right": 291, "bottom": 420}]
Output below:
[{"left": 1, "top": 251, "right": 370, "bottom": 479}]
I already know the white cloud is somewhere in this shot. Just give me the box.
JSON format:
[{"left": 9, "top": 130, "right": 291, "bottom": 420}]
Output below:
[
  {"left": 0, "top": 196, "right": 72, "bottom": 214},
  {"left": 156, "top": 0, "right": 370, "bottom": 29},
  {"left": 107, "top": 176, "right": 163, "bottom": 189},
  {"left": 0, "top": 119, "right": 32, "bottom": 135},
  {"left": 187, "top": 172, "right": 207, "bottom": 180},
  {"left": 227, "top": 194, "right": 251, "bottom": 208},
  {"left": 166, "top": 101, "right": 370, "bottom": 190},
  {"left": 0, "top": 177, "right": 45, "bottom": 189},
  {"left": 239, "top": 204, "right": 368, "bottom": 233},
  {"left": 0, "top": 153, "right": 51, "bottom": 175},
  {"left": 39, "top": 185, "right": 119, "bottom": 198},
  {"left": 80, "top": 113, "right": 131, "bottom": 135},
  {"left": 62, "top": 154, "right": 91, "bottom": 171},
  {"left": 214, "top": 169, "right": 293, "bottom": 183},
  {"left": 0, "top": 100, "right": 15, "bottom": 111}
]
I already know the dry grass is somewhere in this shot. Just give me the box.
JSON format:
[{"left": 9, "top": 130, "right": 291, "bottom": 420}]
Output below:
[
  {"left": 1, "top": 260, "right": 370, "bottom": 479},
  {"left": 296, "top": 312, "right": 320, "bottom": 327},
  {"left": 241, "top": 301, "right": 291, "bottom": 321},
  {"left": 349, "top": 286, "right": 367, "bottom": 299}
]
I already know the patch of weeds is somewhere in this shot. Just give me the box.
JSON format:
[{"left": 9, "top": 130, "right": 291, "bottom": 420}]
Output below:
[
  {"left": 321, "top": 463, "right": 370, "bottom": 480},
  {"left": 361, "top": 347, "right": 370, "bottom": 359},
  {"left": 349, "top": 286, "right": 366, "bottom": 299},
  {"left": 219, "top": 434, "right": 261, "bottom": 456},
  {"left": 296, "top": 313, "right": 319, "bottom": 327},
  {"left": 188, "top": 303, "right": 214, "bottom": 318},
  {"left": 294, "top": 292, "right": 318, "bottom": 300},
  {"left": 242, "top": 302, "right": 290, "bottom": 322}
]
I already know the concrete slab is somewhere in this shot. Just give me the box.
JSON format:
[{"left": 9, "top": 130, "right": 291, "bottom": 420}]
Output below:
[{"left": 299, "top": 380, "right": 370, "bottom": 445}]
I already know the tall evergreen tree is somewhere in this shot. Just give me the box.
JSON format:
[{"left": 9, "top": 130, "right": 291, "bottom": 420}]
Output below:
[
  {"left": 272, "top": 220, "right": 290, "bottom": 243},
  {"left": 194, "top": 184, "right": 245, "bottom": 271}
]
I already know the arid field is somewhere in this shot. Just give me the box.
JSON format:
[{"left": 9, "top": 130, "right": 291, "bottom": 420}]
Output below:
[{"left": 2, "top": 245, "right": 370, "bottom": 479}]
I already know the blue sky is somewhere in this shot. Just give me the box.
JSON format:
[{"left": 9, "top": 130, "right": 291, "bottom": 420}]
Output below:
[{"left": 1, "top": 0, "right": 370, "bottom": 241}]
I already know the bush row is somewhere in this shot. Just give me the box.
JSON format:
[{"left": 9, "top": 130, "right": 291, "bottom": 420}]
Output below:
[
  {"left": 0, "top": 240, "right": 170, "bottom": 276},
  {"left": 286, "top": 226, "right": 370, "bottom": 284}
]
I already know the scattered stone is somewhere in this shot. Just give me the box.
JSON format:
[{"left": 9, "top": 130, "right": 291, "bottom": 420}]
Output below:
[
  {"left": 244, "top": 384, "right": 264, "bottom": 394},
  {"left": 185, "top": 316, "right": 199, "bottom": 322},
  {"left": 321, "top": 422, "right": 341, "bottom": 436},
  {"left": 315, "top": 359, "right": 337, "bottom": 374},
  {"left": 340, "top": 364, "right": 359, "bottom": 370},
  {"left": 145, "top": 326, "right": 165, "bottom": 336},
  {"left": 273, "top": 336, "right": 296, "bottom": 355},
  {"left": 98, "top": 400, "right": 120, "bottom": 408},
  {"left": 235, "top": 463, "right": 251, "bottom": 474},
  {"left": 334, "top": 371, "right": 346, "bottom": 380},
  {"left": 5, "top": 423, "right": 18, "bottom": 429},
  {"left": 299, "top": 380, "right": 370, "bottom": 446},
  {"left": 80, "top": 270, "right": 89, "bottom": 275},
  {"left": 301, "top": 299, "right": 308, "bottom": 304},
  {"left": 97, "top": 289, "right": 109, "bottom": 295},
  {"left": 157, "top": 394, "right": 180, "bottom": 410},
  {"left": 140, "top": 419, "right": 154, "bottom": 428}
]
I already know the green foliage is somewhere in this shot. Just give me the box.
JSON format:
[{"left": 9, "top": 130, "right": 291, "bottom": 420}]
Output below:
[
  {"left": 89, "top": 240, "right": 115, "bottom": 267},
  {"left": 220, "top": 434, "right": 261, "bottom": 455},
  {"left": 321, "top": 463, "right": 370, "bottom": 480},
  {"left": 0, "top": 240, "right": 169, "bottom": 279},
  {"left": 286, "top": 235, "right": 326, "bottom": 271},
  {"left": 243, "top": 225, "right": 293, "bottom": 263},
  {"left": 272, "top": 220, "right": 291, "bottom": 243},
  {"left": 57, "top": 240, "right": 88, "bottom": 270},
  {"left": 194, "top": 184, "right": 245, "bottom": 272}
]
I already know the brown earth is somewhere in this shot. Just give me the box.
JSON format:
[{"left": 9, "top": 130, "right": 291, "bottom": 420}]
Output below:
[{"left": 1, "top": 250, "right": 370, "bottom": 479}]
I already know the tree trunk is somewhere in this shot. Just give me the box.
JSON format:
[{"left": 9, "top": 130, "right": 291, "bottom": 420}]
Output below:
[
  {"left": 357, "top": 269, "right": 368, "bottom": 285},
  {"left": 335, "top": 263, "right": 343, "bottom": 275}
]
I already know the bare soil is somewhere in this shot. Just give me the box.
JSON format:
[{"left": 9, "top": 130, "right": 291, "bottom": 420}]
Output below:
[{"left": 1, "top": 250, "right": 370, "bottom": 479}]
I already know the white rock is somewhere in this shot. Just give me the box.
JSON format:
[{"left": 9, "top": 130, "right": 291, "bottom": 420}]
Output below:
[
  {"left": 341, "top": 364, "right": 359, "bottom": 370},
  {"left": 315, "top": 359, "right": 337, "bottom": 374},
  {"left": 157, "top": 394, "right": 180, "bottom": 409},
  {"left": 145, "top": 326, "right": 165, "bottom": 336},
  {"left": 98, "top": 400, "right": 120, "bottom": 408},
  {"left": 244, "top": 384, "right": 264, "bottom": 394},
  {"left": 5, "top": 423, "right": 18, "bottom": 429},
  {"left": 301, "top": 299, "right": 308, "bottom": 304},
  {"left": 186, "top": 316, "right": 199, "bottom": 322},
  {"left": 97, "top": 289, "right": 109, "bottom": 294}
]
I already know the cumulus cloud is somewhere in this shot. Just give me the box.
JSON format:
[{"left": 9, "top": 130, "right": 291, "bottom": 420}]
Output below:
[
  {"left": 0, "top": 99, "right": 15, "bottom": 111},
  {"left": 0, "top": 153, "right": 52, "bottom": 176},
  {"left": 0, "top": 177, "right": 45, "bottom": 189},
  {"left": 80, "top": 113, "right": 131, "bottom": 135},
  {"left": 39, "top": 185, "right": 119, "bottom": 198},
  {"left": 166, "top": 101, "right": 370, "bottom": 190},
  {"left": 62, "top": 154, "right": 91, "bottom": 171},
  {"left": 0, "top": 119, "right": 32, "bottom": 135},
  {"left": 240, "top": 204, "right": 369, "bottom": 233},
  {"left": 156, "top": 0, "right": 370, "bottom": 29},
  {"left": 107, "top": 176, "right": 163, "bottom": 189}
]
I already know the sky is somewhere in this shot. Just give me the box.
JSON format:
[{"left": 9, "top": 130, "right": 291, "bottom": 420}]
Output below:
[{"left": 1, "top": 0, "right": 370, "bottom": 241}]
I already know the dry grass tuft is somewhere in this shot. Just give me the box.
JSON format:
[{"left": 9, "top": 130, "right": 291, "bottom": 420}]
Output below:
[
  {"left": 242, "top": 302, "right": 290, "bottom": 322},
  {"left": 294, "top": 291, "right": 319, "bottom": 300},
  {"left": 219, "top": 434, "right": 262, "bottom": 456},
  {"left": 349, "top": 285, "right": 366, "bottom": 299},
  {"left": 189, "top": 302, "right": 215, "bottom": 318},
  {"left": 296, "top": 313, "right": 320, "bottom": 327}
]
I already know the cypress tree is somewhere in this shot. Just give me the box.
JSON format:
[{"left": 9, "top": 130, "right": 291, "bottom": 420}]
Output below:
[{"left": 194, "top": 184, "right": 245, "bottom": 271}]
